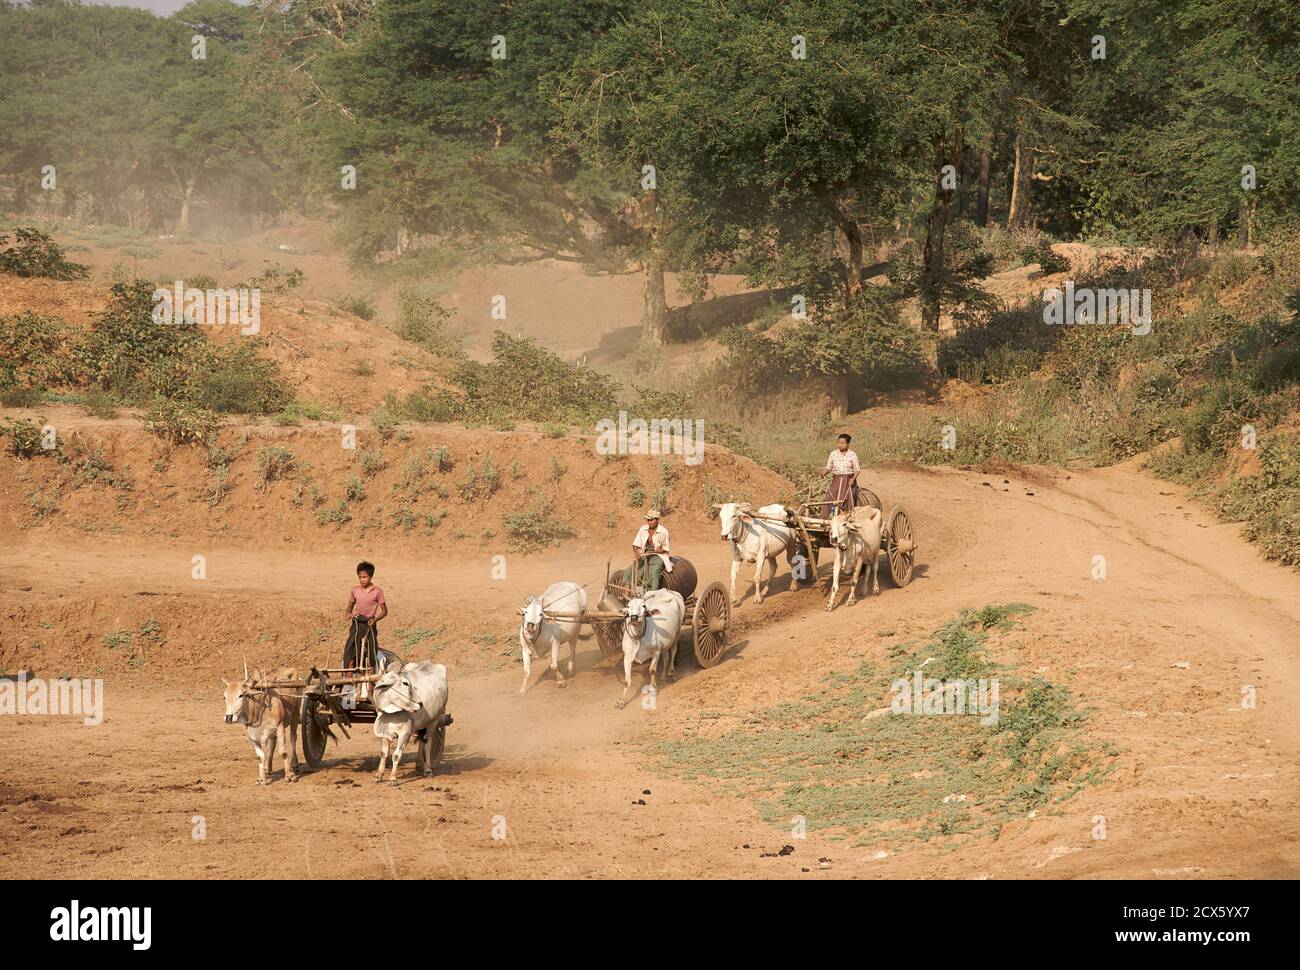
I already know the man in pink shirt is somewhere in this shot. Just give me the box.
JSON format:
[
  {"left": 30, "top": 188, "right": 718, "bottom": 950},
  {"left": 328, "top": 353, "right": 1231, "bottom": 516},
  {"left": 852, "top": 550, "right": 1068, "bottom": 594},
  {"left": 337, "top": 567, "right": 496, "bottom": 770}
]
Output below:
[{"left": 343, "top": 561, "right": 387, "bottom": 670}]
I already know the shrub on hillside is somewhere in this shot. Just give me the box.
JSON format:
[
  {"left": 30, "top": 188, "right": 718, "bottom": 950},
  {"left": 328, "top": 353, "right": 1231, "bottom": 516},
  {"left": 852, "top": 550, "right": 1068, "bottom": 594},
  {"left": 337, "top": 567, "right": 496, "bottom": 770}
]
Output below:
[
  {"left": 70, "top": 281, "right": 290, "bottom": 416},
  {"left": 1020, "top": 240, "right": 1070, "bottom": 275},
  {"left": 450, "top": 331, "right": 620, "bottom": 424},
  {"left": 240, "top": 264, "right": 303, "bottom": 292},
  {"left": 1, "top": 416, "right": 50, "bottom": 457},
  {"left": 504, "top": 500, "right": 577, "bottom": 553},
  {"left": 0, "top": 228, "right": 89, "bottom": 280},
  {"left": 255, "top": 447, "right": 295, "bottom": 489},
  {"left": 940, "top": 302, "right": 1057, "bottom": 383},
  {"left": 0, "top": 311, "right": 81, "bottom": 393},
  {"left": 139, "top": 398, "right": 223, "bottom": 445},
  {"left": 192, "top": 341, "right": 293, "bottom": 414},
  {"left": 395, "top": 289, "right": 458, "bottom": 356}
]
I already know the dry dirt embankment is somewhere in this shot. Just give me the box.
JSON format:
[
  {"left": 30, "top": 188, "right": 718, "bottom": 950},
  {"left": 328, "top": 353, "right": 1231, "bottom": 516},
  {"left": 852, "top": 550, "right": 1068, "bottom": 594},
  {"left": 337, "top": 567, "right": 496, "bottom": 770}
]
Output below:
[{"left": 0, "top": 410, "right": 789, "bottom": 679}]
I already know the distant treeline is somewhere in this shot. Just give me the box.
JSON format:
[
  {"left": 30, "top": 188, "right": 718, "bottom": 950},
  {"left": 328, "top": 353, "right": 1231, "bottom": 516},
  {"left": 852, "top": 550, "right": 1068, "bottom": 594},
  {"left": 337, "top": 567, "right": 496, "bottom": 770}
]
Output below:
[{"left": 2, "top": 0, "right": 1297, "bottom": 344}]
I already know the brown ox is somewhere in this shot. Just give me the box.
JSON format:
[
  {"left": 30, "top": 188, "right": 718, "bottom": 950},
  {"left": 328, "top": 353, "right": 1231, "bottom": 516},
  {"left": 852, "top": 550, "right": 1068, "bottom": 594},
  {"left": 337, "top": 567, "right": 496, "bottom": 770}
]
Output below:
[{"left": 222, "top": 665, "right": 302, "bottom": 785}]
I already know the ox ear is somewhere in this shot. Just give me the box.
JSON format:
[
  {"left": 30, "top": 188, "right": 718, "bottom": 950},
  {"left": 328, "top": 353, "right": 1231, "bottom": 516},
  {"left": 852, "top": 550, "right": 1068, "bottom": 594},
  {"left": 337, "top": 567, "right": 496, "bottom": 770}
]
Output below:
[{"left": 648, "top": 608, "right": 661, "bottom": 616}]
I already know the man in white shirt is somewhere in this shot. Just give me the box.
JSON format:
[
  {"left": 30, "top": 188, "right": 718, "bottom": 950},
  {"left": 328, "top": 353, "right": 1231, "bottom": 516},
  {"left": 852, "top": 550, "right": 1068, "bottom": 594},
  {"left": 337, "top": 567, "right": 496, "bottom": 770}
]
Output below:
[{"left": 623, "top": 509, "right": 673, "bottom": 591}]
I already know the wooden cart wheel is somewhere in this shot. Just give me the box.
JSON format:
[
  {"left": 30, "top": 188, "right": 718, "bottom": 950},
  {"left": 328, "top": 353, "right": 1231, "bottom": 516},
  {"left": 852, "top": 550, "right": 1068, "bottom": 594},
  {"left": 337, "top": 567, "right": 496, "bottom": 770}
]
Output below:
[
  {"left": 859, "top": 487, "right": 882, "bottom": 511},
  {"left": 426, "top": 720, "right": 446, "bottom": 770},
  {"left": 885, "top": 504, "right": 916, "bottom": 587},
  {"left": 593, "top": 619, "right": 625, "bottom": 659},
  {"left": 299, "top": 693, "right": 328, "bottom": 769},
  {"left": 691, "top": 581, "right": 730, "bottom": 668}
]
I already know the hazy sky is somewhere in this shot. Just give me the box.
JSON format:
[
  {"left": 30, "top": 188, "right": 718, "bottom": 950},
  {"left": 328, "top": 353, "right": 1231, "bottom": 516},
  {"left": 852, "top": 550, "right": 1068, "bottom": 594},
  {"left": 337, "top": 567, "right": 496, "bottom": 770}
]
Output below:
[{"left": 85, "top": 0, "right": 249, "bottom": 15}]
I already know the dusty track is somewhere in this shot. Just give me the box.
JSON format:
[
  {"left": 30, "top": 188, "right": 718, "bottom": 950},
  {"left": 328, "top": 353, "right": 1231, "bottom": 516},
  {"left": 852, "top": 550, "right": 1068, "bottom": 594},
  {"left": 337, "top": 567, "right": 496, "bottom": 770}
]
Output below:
[{"left": 3, "top": 461, "right": 1299, "bottom": 878}]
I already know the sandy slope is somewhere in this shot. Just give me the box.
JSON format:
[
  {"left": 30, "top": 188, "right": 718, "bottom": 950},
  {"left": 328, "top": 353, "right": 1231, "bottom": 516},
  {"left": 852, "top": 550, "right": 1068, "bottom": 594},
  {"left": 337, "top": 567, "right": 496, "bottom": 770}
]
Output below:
[{"left": 2, "top": 458, "right": 1297, "bottom": 879}]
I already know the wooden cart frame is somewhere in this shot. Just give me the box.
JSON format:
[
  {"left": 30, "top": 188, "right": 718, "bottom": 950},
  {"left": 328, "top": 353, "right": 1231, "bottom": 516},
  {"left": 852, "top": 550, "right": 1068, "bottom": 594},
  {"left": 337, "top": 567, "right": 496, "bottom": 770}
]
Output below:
[{"left": 541, "top": 557, "right": 733, "bottom": 669}]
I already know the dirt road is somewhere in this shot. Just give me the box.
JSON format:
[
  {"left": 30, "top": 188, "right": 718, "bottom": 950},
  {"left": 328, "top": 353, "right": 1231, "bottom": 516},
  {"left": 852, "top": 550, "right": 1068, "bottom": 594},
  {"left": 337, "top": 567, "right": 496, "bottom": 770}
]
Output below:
[{"left": 3, "top": 461, "right": 1298, "bottom": 878}]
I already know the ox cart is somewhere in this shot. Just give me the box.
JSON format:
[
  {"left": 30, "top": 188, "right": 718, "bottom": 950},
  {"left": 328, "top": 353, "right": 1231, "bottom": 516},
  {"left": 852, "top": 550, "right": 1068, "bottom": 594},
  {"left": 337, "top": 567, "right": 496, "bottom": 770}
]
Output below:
[
  {"left": 252, "top": 640, "right": 452, "bottom": 771},
  {"left": 749, "top": 487, "right": 918, "bottom": 589},
  {"left": 542, "top": 556, "right": 734, "bottom": 669}
]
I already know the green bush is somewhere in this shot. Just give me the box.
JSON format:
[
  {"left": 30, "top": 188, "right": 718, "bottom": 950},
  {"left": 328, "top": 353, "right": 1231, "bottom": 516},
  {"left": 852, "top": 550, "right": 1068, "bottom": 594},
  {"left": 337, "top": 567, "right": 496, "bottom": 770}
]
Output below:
[
  {"left": 504, "top": 500, "right": 577, "bottom": 553},
  {"left": 395, "top": 289, "right": 458, "bottom": 355},
  {"left": 458, "top": 457, "right": 501, "bottom": 504},
  {"left": 192, "top": 341, "right": 293, "bottom": 414},
  {"left": 255, "top": 447, "right": 295, "bottom": 488},
  {"left": 0, "top": 311, "right": 80, "bottom": 391},
  {"left": 0, "top": 228, "right": 89, "bottom": 280},
  {"left": 941, "top": 303, "right": 1056, "bottom": 384},
  {"left": 1020, "top": 240, "right": 1070, "bottom": 275},
  {"left": 450, "top": 331, "right": 620, "bottom": 424},
  {"left": 78, "top": 388, "right": 120, "bottom": 418},
  {"left": 139, "top": 398, "right": 223, "bottom": 445},
  {"left": 2, "top": 416, "right": 49, "bottom": 457},
  {"left": 67, "top": 281, "right": 290, "bottom": 415},
  {"left": 715, "top": 289, "right": 926, "bottom": 398}
]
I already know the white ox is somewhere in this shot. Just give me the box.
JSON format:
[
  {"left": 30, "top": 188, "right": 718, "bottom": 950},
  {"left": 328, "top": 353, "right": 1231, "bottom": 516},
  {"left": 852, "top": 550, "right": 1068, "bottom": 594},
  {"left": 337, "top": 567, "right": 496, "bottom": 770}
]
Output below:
[
  {"left": 518, "top": 582, "right": 588, "bottom": 694},
  {"left": 372, "top": 660, "right": 451, "bottom": 785},
  {"left": 718, "top": 502, "right": 799, "bottom": 606},
  {"left": 825, "top": 507, "right": 883, "bottom": 611},
  {"left": 615, "top": 589, "right": 686, "bottom": 709}
]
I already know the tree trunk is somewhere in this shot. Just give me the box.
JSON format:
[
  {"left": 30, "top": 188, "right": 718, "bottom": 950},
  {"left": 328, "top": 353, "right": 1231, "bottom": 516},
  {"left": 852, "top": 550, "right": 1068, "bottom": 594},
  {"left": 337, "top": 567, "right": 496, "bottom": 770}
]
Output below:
[
  {"left": 178, "top": 179, "right": 195, "bottom": 236},
  {"left": 641, "top": 248, "right": 668, "bottom": 345},
  {"left": 976, "top": 149, "right": 991, "bottom": 227},
  {"left": 830, "top": 202, "right": 864, "bottom": 297},
  {"left": 1007, "top": 132, "right": 1032, "bottom": 229},
  {"left": 1238, "top": 198, "right": 1251, "bottom": 249},
  {"left": 1207, "top": 218, "right": 1219, "bottom": 246},
  {"left": 639, "top": 187, "right": 667, "bottom": 344},
  {"left": 920, "top": 131, "right": 960, "bottom": 393},
  {"left": 827, "top": 373, "right": 849, "bottom": 421},
  {"left": 958, "top": 150, "right": 971, "bottom": 218}
]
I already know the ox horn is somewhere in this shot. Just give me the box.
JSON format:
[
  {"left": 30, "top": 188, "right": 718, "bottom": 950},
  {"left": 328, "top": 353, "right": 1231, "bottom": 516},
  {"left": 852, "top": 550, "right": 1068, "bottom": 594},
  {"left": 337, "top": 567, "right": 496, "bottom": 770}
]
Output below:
[{"left": 243, "top": 656, "right": 249, "bottom": 681}]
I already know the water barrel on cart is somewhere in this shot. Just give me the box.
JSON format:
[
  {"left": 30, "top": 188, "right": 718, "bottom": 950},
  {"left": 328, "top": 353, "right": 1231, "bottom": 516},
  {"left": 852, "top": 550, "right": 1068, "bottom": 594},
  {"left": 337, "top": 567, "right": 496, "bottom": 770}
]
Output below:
[
  {"left": 598, "top": 557, "right": 700, "bottom": 660},
  {"left": 616, "top": 556, "right": 697, "bottom": 600}
]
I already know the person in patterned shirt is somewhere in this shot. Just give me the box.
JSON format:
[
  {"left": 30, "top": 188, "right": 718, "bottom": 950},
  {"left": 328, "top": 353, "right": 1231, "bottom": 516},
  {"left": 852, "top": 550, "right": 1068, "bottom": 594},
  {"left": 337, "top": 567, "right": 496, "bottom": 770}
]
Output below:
[{"left": 823, "top": 433, "right": 861, "bottom": 515}]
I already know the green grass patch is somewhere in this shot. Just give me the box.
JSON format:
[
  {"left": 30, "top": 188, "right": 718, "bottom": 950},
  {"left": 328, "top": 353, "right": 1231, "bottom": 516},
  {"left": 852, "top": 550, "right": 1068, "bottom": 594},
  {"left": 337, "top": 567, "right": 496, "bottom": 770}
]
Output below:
[{"left": 647, "top": 603, "right": 1114, "bottom": 847}]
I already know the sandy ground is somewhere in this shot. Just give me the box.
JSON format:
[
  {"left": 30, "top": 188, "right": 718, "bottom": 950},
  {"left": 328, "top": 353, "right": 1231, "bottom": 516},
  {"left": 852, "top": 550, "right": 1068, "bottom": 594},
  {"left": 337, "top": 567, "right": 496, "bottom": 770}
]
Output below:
[{"left": 3, "top": 459, "right": 1299, "bottom": 879}]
